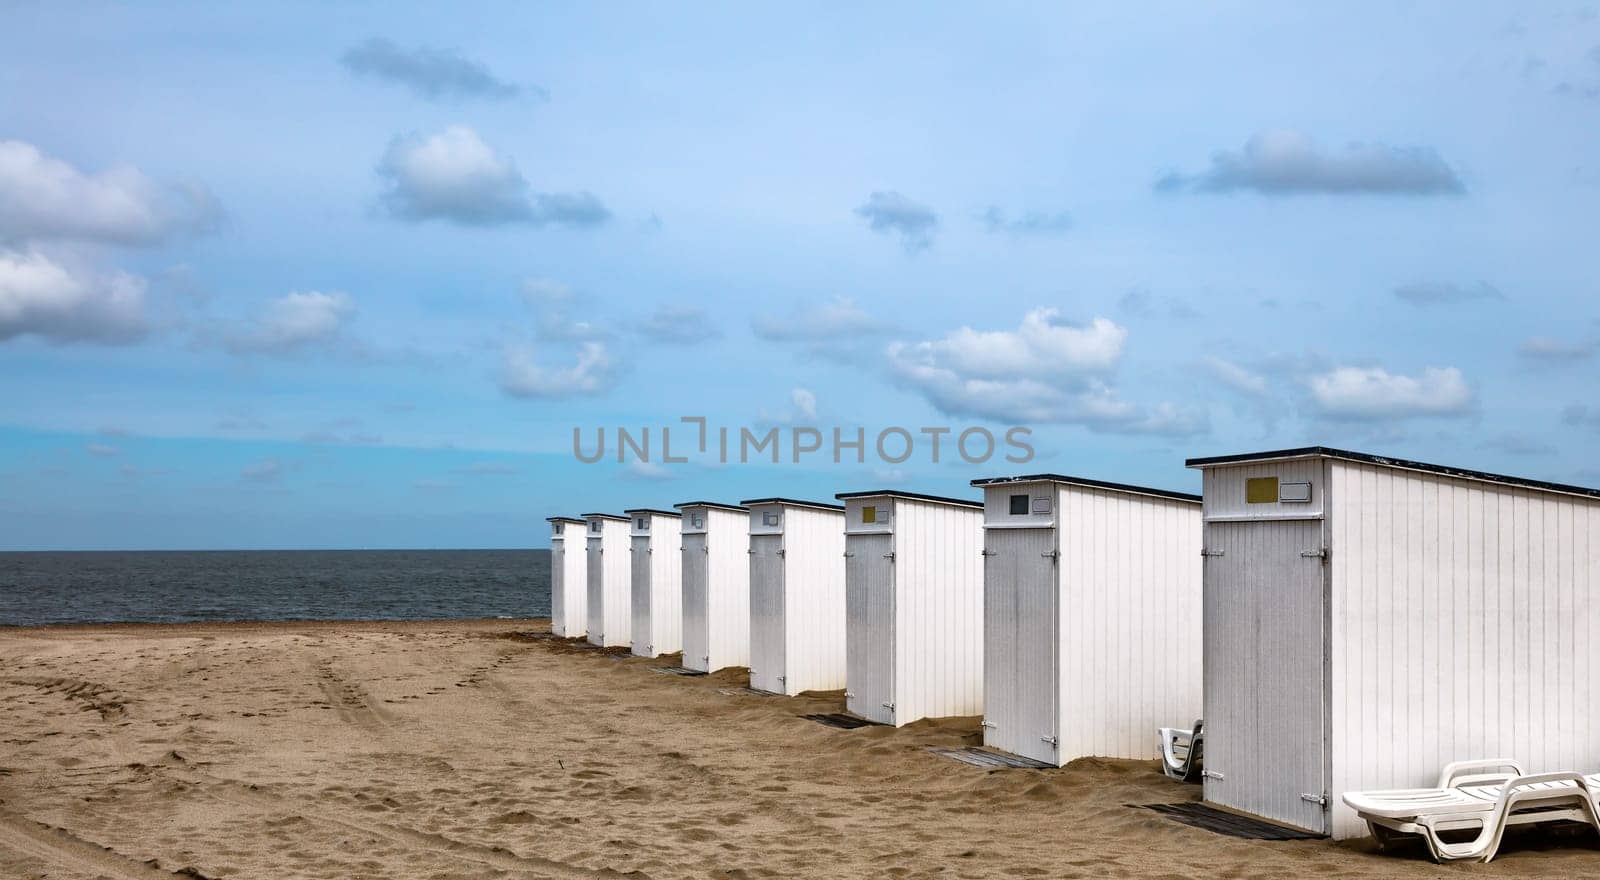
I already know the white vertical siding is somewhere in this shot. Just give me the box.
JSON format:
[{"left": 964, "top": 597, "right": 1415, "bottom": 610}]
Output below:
[
  {"left": 1326, "top": 460, "right": 1600, "bottom": 838},
  {"left": 585, "top": 518, "right": 631, "bottom": 647},
  {"left": 1202, "top": 458, "right": 1326, "bottom": 521},
  {"left": 629, "top": 513, "right": 682, "bottom": 658},
  {"left": 892, "top": 498, "right": 984, "bottom": 725},
  {"left": 747, "top": 532, "right": 786, "bottom": 693},
  {"left": 704, "top": 508, "right": 750, "bottom": 671},
  {"left": 845, "top": 530, "right": 895, "bottom": 723},
  {"left": 1201, "top": 517, "right": 1327, "bottom": 833},
  {"left": 778, "top": 506, "right": 847, "bottom": 695},
  {"left": 549, "top": 521, "right": 587, "bottom": 637},
  {"left": 1056, "top": 485, "right": 1203, "bottom": 763},
  {"left": 979, "top": 480, "right": 1064, "bottom": 765}
]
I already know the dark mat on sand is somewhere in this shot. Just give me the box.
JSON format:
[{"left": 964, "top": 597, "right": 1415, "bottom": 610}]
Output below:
[{"left": 1134, "top": 802, "right": 1322, "bottom": 840}]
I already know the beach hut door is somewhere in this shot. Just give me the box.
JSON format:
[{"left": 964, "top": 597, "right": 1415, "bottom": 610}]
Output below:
[
  {"left": 586, "top": 538, "right": 606, "bottom": 644},
  {"left": 630, "top": 535, "right": 653, "bottom": 655},
  {"left": 681, "top": 532, "right": 710, "bottom": 670},
  {"left": 983, "top": 526, "right": 1058, "bottom": 765},
  {"left": 1203, "top": 519, "right": 1328, "bottom": 834},
  {"left": 845, "top": 532, "right": 896, "bottom": 724},
  {"left": 748, "top": 533, "right": 787, "bottom": 694},
  {"left": 551, "top": 540, "right": 567, "bottom": 637}
]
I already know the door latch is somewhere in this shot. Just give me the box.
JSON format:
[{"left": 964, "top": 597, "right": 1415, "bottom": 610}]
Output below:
[
  {"left": 1301, "top": 548, "right": 1329, "bottom": 559},
  {"left": 883, "top": 551, "right": 895, "bottom": 561},
  {"left": 980, "top": 549, "right": 998, "bottom": 557},
  {"left": 1042, "top": 550, "right": 1059, "bottom": 560},
  {"left": 980, "top": 720, "right": 996, "bottom": 729},
  {"left": 1300, "top": 792, "right": 1328, "bottom": 806},
  {"left": 1201, "top": 549, "right": 1224, "bottom": 557},
  {"left": 1041, "top": 735, "right": 1058, "bottom": 747},
  {"left": 843, "top": 551, "right": 855, "bottom": 558},
  {"left": 881, "top": 702, "right": 894, "bottom": 711},
  {"left": 1201, "top": 769, "right": 1225, "bottom": 781}
]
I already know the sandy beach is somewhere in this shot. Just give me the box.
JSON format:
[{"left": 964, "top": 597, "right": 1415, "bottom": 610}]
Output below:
[{"left": 0, "top": 619, "right": 1593, "bottom": 879}]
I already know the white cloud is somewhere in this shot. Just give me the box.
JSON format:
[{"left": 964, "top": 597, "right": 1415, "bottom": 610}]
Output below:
[
  {"left": 1158, "top": 130, "right": 1465, "bottom": 196},
  {"left": 1308, "top": 365, "right": 1473, "bottom": 420},
  {"left": 500, "top": 340, "right": 619, "bottom": 398},
  {"left": 791, "top": 387, "right": 817, "bottom": 420},
  {"left": 637, "top": 305, "right": 719, "bottom": 344},
  {"left": 1394, "top": 281, "right": 1503, "bottom": 307},
  {"left": 0, "top": 248, "right": 149, "bottom": 344},
  {"left": 622, "top": 460, "right": 676, "bottom": 481},
  {"left": 1204, "top": 357, "right": 1269, "bottom": 395},
  {"left": 892, "top": 309, "right": 1125, "bottom": 380},
  {"left": 341, "top": 38, "right": 535, "bottom": 102},
  {"left": 225, "top": 291, "right": 354, "bottom": 354},
  {"left": 241, "top": 457, "right": 283, "bottom": 483},
  {"left": 378, "top": 126, "right": 608, "bottom": 227},
  {"left": 980, "top": 206, "right": 1072, "bottom": 236},
  {"left": 0, "top": 140, "right": 220, "bottom": 246},
  {"left": 855, "top": 191, "right": 938, "bottom": 252},
  {"left": 1519, "top": 336, "right": 1595, "bottom": 362},
  {"left": 885, "top": 310, "right": 1206, "bottom": 436},
  {"left": 85, "top": 443, "right": 120, "bottom": 457},
  {"left": 752, "top": 296, "right": 887, "bottom": 342},
  {"left": 757, "top": 387, "right": 819, "bottom": 427},
  {"left": 520, "top": 278, "right": 605, "bottom": 341}
]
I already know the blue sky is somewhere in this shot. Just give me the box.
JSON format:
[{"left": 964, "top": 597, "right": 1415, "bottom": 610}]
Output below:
[{"left": 3, "top": 2, "right": 1598, "bottom": 549}]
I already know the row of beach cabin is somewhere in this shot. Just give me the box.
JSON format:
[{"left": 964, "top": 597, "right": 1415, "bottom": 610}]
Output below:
[{"left": 546, "top": 447, "right": 1600, "bottom": 841}]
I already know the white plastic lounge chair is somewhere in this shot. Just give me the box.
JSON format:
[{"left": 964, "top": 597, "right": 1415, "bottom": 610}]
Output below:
[
  {"left": 1343, "top": 760, "right": 1600, "bottom": 862},
  {"left": 1157, "top": 719, "right": 1203, "bottom": 782}
]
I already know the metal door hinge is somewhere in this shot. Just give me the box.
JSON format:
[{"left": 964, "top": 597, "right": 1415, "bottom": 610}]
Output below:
[
  {"left": 1201, "top": 769, "right": 1225, "bottom": 781},
  {"left": 1301, "top": 548, "right": 1328, "bottom": 559},
  {"left": 844, "top": 691, "right": 854, "bottom": 698},
  {"left": 747, "top": 548, "right": 755, "bottom": 554},
  {"left": 776, "top": 549, "right": 786, "bottom": 557},
  {"left": 980, "top": 549, "right": 998, "bottom": 557},
  {"left": 881, "top": 702, "right": 894, "bottom": 711},
  {"left": 883, "top": 551, "right": 895, "bottom": 561},
  {"left": 1041, "top": 735, "right": 1058, "bottom": 747},
  {"left": 979, "top": 720, "right": 996, "bottom": 729},
  {"left": 647, "top": 548, "right": 654, "bottom": 554},
  {"left": 843, "top": 551, "right": 855, "bottom": 558},
  {"left": 702, "top": 546, "right": 708, "bottom": 553},
  {"left": 777, "top": 675, "right": 785, "bottom": 682},
  {"left": 1301, "top": 792, "right": 1328, "bottom": 806},
  {"left": 1201, "top": 549, "right": 1224, "bottom": 557},
  {"left": 1042, "top": 549, "right": 1059, "bottom": 559}
]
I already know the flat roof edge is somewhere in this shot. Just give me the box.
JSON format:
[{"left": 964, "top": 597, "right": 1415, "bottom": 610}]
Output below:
[
  {"left": 581, "top": 512, "right": 631, "bottom": 522},
  {"left": 622, "top": 508, "right": 682, "bottom": 518},
  {"left": 970, "top": 473, "right": 1201, "bottom": 504},
  {"left": 834, "top": 489, "right": 982, "bottom": 509},
  {"left": 738, "top": 497, "right": 846, "bottom": 512},
  {"left": 545, "top": 516, "right": 586, "bottom": 524},
  {"left": 1186, "top": 446, "right": 1600, "bottom": 501},
  {"left": 673, "top": 500, "right": 749, "bottom": 513}
]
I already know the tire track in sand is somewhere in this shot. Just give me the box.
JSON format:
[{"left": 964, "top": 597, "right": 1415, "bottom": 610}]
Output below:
[
  {"left": 0, "top": 809, "right": 208, "bottom": 879},
  {"left": 310, "top": 659, "right": 391, "bottom": 732},
  {"left": 159, "top": 762, "right": 639, "bottom": 879}
]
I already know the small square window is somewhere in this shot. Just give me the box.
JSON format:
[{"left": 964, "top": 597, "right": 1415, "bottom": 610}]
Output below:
[
  {"left": 690, "top": 514, "right": 704, "bottom": 528},
  {"left": 1009, "top": 494, "right": 1029, "bottom": 515},
  {"left": 862, "top": 505, "right": 877, "bottom": 524},
  {"left": 1032, "top": 496, "right": 1052, "bottom": 514},
  {"left": 636, "top": 517, "right": 649, "bottom": 530},
  {"left": 590, "top": 520, "right": 600, "bottom": 532},
  {"left": 762, "top": 511, "right": 780, "bottom": 526},
  {"left": 1247, "top": 477, "right": 1279, "bottom": 504}
]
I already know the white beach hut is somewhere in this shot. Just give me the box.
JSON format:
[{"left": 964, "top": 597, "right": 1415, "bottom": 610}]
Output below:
[
  {"left": 546, "top": 516, "right": 588, "bottom": 638},
  {"left": 971, "top": 474, "right": 1202, "bottom": 767},
  {"left": 674, "top": 501, "right": 750, "bottom": 673},
  {"left": 1187, "top": 446, "right": 1600, "bottom": 838},
  {"left": 583, "top": 513, "right": 631, "bottom": 648},
  {"left": 743, "top": 497, "right": 847, "bottom": 696},
  {"left": 625, "top": 508, "right": 683, "bottom": 658},
  {"left": 835, "top": 490, "right": 984, "bottom": 726}
]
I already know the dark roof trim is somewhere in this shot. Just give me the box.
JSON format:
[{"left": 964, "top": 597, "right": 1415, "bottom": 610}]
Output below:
[
  {"left": 739, "top": 497, "right": 846, "bottom": 512},
  {"left": 971, "top": 473, "right": 1201, "bottom": 504},
  {"left": 623, "top": 508, "right": 682, "bottom": 518},
  {"left": 581, "top": 512, "right": 631, "bottom": 522},
  {"left": 673, "top": 500, "right": 749, "bottom": 513},
  {"left": 834, "top": 489, "right": 982, "bottom": 509},
  {"left": 1186, "top": 446, "right": 1600, "bottom": 501},
  {"left": 546, "top": 516, "right": 585, "bottom": 525}
]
